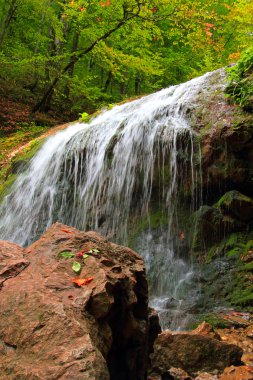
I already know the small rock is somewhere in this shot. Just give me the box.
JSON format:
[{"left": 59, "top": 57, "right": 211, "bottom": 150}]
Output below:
[
  {"left": 149, "top": 331, "right": 243, "bottom": 377},
  {"left": 191, "top": 322, "right": 221, "bottom": 340},
  {"left": 168, "top": 367, "right": 192, "bottom": 379},
  {"left": 195, "top": 372, "right": 218, "bottom": 380},
  {"left": 246, "top": 326, "right": 253, "bottom": 339},
  {"left": 219, "top": 365, "right": 253, "bottom": 380}
]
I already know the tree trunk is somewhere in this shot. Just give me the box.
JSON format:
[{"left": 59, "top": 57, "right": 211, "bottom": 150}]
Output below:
[
  {"left": 65, "top": 32, "right": 80, "bottom": 99},
  {"left": 103, "top": 72, "right": 112, "bottom": 93},
  {"left": 135, "top": 76, "right": 141, "bottom": 95},
  {"left": 32, "top": 10, "right": 140, "bottom": 113},
  {"left": 0, "top": 0, "right": 19, "bottom": 47}
]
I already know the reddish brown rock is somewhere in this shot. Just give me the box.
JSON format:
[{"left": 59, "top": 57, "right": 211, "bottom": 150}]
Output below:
[
  {"left": 0, "top": 223, "right": 154, "bottom": 380},
  {"left": 149, "top": 330, "right": 243, "bottom": 378},
  {"left": 219, "top": 365, "right": 253, "bottom": 380},
  {"left": 195, "top": 373, "right": 218, "bottom": 380},
  {"left": 191, "top": 322, "right": 221, "bottom": 341},
  {"left": 148, "top": 367, "right": 191, "bottom": 380},
  {"left": 0, "top": 239, "right": 29, "bottom": 288},
  {"left": 168, "top": 367, "right": 192, "bottom": 379}
]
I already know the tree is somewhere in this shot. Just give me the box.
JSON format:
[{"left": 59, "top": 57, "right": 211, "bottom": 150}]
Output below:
[{"left": 0, "top": 0, "right": 252, "bottom": 115}]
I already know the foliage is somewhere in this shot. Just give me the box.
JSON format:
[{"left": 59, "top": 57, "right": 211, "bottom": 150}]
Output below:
[
  {"left": 72, "top": 261, "right": 81, "bottom": 273},
  {"left": 0, "top": 123, "right": 48, "bottom": 201},
  {"left": 59, "top": 251, "right": 75, "bottom": 259},
  {"left": 0, "top": 0, "right": 252, "bottom": 115},
  {"left": 226, "top": 46, "right": 253, "bottom": 109},
  {"left": 78, "top": 112, "right": 90, "bottom": 122}
]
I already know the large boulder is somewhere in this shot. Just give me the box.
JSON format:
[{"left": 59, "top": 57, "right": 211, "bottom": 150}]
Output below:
[
  {"left": 0, "top": 223, "right": 155, "bottom": 380},
  {"left": 0, "top": 240, "right": 29, "bottom": 289},
  {"left": 149, "top": 330, "right": 243, "bottom": 378}
]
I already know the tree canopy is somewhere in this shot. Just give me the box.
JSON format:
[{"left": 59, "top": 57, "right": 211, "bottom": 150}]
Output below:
[{"left": 0, "top": 0, "right": 252, "bottom": 115}]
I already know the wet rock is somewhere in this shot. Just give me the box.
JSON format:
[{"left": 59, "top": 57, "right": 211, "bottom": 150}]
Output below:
[
  {"left": 149, "top": 331, "right": 243, "bottom": 377},
  {"left": 0, "top": 223, "right": 155, "bottom": 380},
  {"left": 216, "top": 190, "right": 253, "bottom": 222},
  {"left": 193, "top": 206, "right": 224, "bottom": 250},
  {"left": 193, "top": 202, "right": 248, "bottom": 252},
  {"left": 222, "top": 120, "right": 253, "bottom": 153},
  {"left": 148, "top": 308, "right": 162, "bottom": 355}
]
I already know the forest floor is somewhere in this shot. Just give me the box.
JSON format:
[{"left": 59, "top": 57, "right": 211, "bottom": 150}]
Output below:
[
  {"left": 0, "top": 95, "right": 74, "bottom": 169},
  {"left": 0, "top": 95, "right": 76, "bottom": 199}
]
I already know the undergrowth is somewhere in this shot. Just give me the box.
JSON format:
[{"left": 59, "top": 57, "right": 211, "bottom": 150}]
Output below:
[{"left": 226, "top": 47, "right": 253, "bottom": 110}]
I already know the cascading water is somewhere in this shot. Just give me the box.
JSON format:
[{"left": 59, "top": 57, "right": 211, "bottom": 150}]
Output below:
[{"left": 0, "top": 71, "right": 218, "bottom": 330}]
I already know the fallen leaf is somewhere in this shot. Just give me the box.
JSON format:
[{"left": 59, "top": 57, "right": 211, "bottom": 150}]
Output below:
[
  {"left": 71, "top": 277, "right": 94, "bottom": 287},
  {"left": 77, "top": 251, "right": 84, "bottom": 258},
  {"left": 90, "top": 248, "right": 100, "bottom": 253},
  {"left": 61, "top": 228, "right": 74, "bottom": 234},
  {"left": 76, "top": 251, "right": 89, "bottom": 259},
  {"left": 59, "top": 251, "right": 75, "bottom": 259},
  {"left": 72, "top": 261, "right": 81, "bottom": 273}
]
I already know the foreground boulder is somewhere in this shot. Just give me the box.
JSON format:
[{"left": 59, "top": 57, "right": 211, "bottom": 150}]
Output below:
[
  {"left": 149, "top": 328, "right": 243, "bottom": 378},
  {"left": 0, "top": 223, "right": 154, "bottom": 380},
  {"left": 0, "top": 240, "right": 29, "bottom": 288}
]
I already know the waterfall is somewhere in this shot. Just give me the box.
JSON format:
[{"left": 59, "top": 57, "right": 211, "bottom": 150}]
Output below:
[{"left": 0, "top": 71, "right": 219, "bottom": 329}]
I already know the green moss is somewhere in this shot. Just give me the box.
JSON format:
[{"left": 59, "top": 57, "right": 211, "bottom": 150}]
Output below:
[
  {"left": 207, "top": 245, "right": 218, "bottom": 261},
  {"left": 0, "top": 133, "right": 46, "bottom": 202},
  {"left": 245, "top": 240, "right": 253, "bottom": 252},
  {"left": 216, "top": 190, "right": 253, "bottom": 209},
  {"left": 227, "top": 247, "right": 243, "bottom": 257},
  {"left": 0, "top": 123, "right": 48, "bottom": 161},
  {"left": 206, "top": 232, "right": 253, "bottom": 261},
  {"left": 128, "top": 209, "right": 168, "bottom": 247},
  {"left": 226, "top": 46, "right": 253, "bottom": 109},
  {"left": 0, "top": 173, "right": 17, "bottom": 201},
  {"left": 190, "top": 313, "right": 231, "bottom": 329},
  {"left": 244, "top": 261, "right": 253, "bottom": 270},
  {"left": 19, "top": 138, "right": 45, "bottom": 161},
  {"left": 230, "top": 284, "right": 253, "bottom": 306}
]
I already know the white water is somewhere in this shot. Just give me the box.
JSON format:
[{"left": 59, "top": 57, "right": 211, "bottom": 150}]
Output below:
[{"left": 0, "top": 71, "right": 217, "bottom": 329}]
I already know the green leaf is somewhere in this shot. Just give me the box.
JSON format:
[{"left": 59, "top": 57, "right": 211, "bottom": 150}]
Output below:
[
  {"left": 83, "top": 254, "right": 89, "bottom": 259},
  {"left": 72, "top": 261, "right": 81, "bottom": 273},
  {"left": 89, "top": 248, "right": 100, "bottom": 253},
  {"left": 59, "top": 251, "right": 75, "bottom": 259},
  {"left": 78, "top": 112, "right": 90, "bottom": 123}
]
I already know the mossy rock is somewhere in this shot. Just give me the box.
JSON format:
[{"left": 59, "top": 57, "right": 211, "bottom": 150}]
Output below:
[
  {"left": 0, "top": 138, "right": 45, "bottom": 202},
  {"left": 230, "top": 284, "right": 253, "bottom": 306},
  {"left": 0, "top": 173, "right": 17, "bottom": 202},
  {"left": 190, "top": 313, "right": 231, "bottom": 329},
  {"left": 193, "top": 194, "right": 251, "bottom": 255},
  {"left": 192, "top": 205, "right": 241, "bottom": 252},
  {"left": 216, "top": 190, "right": 253, "bottom": 222}
]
